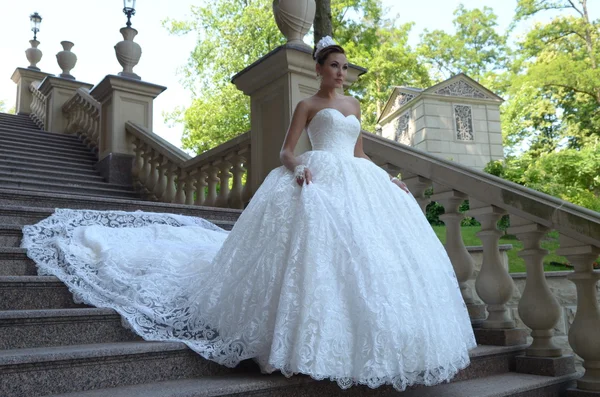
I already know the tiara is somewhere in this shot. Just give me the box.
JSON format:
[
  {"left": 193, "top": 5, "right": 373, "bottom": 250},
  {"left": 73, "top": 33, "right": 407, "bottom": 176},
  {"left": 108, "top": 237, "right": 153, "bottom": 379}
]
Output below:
[{"left": 314, "top": 35, "right": 337, "bottom": 59}]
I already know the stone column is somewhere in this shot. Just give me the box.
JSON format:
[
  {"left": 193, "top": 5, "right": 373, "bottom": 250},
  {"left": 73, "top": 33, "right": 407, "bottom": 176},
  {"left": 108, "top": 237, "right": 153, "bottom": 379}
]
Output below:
[
  {"left": 38, "top": 76, "right": 93, "bottom": 134},
  {"left": 10, "top": 68, "right": 52, "bottom": 115},
  {"left": 432, "top": 186, "right": 486, "bottom": 325},
  {"left": 232, "top": 45, "right": 365, "bottom": 193},
  {"left": 557, "top": 236, "right": 600, "bottom": 395},
  {"left": 89, "top": 75, "right": 166, "bottom": 185},
  {"left": 509, "top": 216, "right": 575, "bottom": 377},
  {"left": 468, "top": 199, "right": 528, "bottom": 346}
]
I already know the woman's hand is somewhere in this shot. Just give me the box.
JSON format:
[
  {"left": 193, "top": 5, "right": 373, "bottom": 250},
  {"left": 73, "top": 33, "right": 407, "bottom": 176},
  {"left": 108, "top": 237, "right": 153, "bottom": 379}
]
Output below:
[
  {"left": 296, "top": 167, "right": 313, "bottom": 186},
  {"left": 392, "top": 178, "right": 410, "bottom": 194}
]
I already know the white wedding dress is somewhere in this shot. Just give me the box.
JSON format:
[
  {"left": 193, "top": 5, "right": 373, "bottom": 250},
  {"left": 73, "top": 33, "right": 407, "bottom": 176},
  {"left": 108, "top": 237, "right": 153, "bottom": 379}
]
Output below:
[{"left": 22, "top": 108, "right": 476, "bottom": 392}]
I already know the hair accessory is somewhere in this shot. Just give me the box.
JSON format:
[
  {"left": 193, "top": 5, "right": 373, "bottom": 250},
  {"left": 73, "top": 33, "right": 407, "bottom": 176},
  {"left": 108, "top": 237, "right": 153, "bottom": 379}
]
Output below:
[{"left": 314, "top": 35, "right": 337, "bottom": 59}]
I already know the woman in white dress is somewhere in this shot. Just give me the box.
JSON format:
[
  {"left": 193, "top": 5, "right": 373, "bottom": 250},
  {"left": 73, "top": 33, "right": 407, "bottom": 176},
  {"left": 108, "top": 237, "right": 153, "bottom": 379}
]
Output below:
[{"left": 22, "top": 36, "right": 476, "bottom": 392}]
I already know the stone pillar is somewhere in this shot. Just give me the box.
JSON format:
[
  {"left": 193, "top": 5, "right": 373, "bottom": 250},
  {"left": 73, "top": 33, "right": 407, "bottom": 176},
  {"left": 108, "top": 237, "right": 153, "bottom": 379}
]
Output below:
[
  {"left": 89, "top": 75, "right": 166, "bottom": 185},
  {"left": 509, "top": 216, "right": 575, "bottom": 377},
  {"left": 557, "top": 236, "right": 600, "bottom": 395},
  {"left": 232, "top": 44, "right": 365, "bottom": 193},
  {"left": 38, "top": 76, "right": 93, "bottom": 134},
  {"left": 432, "top": 186, "right": 486, "bottom": 325},
  {"left": 10, "top": 68, "right": 52, "bottom": 115},
  {"left": 468, "top": 199, "right": 528, "bottom": 346}
]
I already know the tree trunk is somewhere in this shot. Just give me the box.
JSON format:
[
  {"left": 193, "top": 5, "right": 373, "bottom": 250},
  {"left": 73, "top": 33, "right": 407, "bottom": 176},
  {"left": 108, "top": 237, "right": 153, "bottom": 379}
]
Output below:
[{"left": 314, "top": 0, "right": 332, "bottom": 46}]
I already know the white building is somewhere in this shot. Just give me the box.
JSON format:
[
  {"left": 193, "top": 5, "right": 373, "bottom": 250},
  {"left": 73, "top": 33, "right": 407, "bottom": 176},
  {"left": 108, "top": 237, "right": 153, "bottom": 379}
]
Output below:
[{"left": 377, "top": 73, "right": 504, "bottom": 170}]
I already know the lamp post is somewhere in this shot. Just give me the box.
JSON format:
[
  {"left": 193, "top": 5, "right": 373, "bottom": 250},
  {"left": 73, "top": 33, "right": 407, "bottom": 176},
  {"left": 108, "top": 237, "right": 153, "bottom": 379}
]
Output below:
[
  {"left": 115, "top": 0, "right": 142, "bottom": 79},
  {"left": 30, "top": 12, "right": 42, "bottom": 40},
  {"left": 26, "top": 12, "right": 43, "bottom": 70},
  {"left": 123, "top": 0, "right": 136, "bottom": 27}
]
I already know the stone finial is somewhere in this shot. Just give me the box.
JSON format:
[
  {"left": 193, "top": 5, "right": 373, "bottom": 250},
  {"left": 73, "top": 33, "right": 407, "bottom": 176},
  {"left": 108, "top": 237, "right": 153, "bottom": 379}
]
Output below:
[
  {"left": 56, "top": 41, "right": 77, "bottom": 80},
  {"left": 25, "top": 39, "right": 42, "bottom": 70},
  {"left": 114, "top": 27, "right": 142, "bottom": 80},
  {"left": 272, "top": 0, "right": 315, "bottom": 48}
]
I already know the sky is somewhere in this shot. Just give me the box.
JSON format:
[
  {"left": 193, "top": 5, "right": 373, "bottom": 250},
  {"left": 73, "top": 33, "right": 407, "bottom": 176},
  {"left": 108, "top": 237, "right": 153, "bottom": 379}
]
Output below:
[{"left": 0, "top": 0, "right": 595, "bottom": 151}]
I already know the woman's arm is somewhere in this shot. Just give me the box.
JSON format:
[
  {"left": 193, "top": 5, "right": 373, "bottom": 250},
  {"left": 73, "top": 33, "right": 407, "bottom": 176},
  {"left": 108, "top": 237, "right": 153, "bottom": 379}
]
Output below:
[
  {"left": 280, "top": 100, "right": 313, "bottom": 185},
  {"left": 351, "top": 100, "right": 409, "bottom": 194}
]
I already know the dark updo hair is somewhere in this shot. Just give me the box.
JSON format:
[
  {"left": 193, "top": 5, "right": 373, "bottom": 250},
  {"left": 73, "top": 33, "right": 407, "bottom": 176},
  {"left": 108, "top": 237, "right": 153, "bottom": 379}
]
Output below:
[{"left": 312, "top": 44, "right": 346, "bottom": 65}]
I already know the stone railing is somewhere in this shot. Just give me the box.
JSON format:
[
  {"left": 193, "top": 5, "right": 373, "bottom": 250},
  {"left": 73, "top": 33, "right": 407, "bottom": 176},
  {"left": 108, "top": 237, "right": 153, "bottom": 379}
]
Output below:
[
  {"left": 62, "top": 88, "right": 101, "bottom": 151},
  {"left": 126, "top": 122, "right": 251, "bottom": 208},
  {"left": 363, "top": 132, "right": 600, "bottom": 391},
  {"left": 28, "top": 81, "right": 46, "bottom": 130}
]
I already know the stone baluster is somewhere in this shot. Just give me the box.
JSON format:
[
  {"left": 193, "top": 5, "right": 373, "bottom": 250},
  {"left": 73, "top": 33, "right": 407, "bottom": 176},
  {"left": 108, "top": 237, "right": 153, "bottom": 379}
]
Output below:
[
  {"left": 204, "top": 165, "right": 220, "bottom": 207},
  {"left": 432, "top": 186, "right": 485, "bottom": 324},
  {"left": 138, "top": 145, "right": 152, "bottom": 189},
  {"left": 508, "top": 216, "right": 575, "bottom": 376},
  {"left": 146, "top": 151, "right": 161, "bottom": 199},
  {"left": 162, "top": 163, "right": 178, "bottom": 203},
  {"left": 175, "top": 169, "right": 188, "bottom": 205},
  {"left": 153, "top": 155, "right": 168, "bottom": 200},
  {"left": 181, "top": 172, "right": 195, "bottom": 205},
  {"left": 557, "top": 236, "right": 600, "bottom": 393},
  {"left": 131, "top": 138, "right": 144, "bottom": 182},
  {"left": 242, "top": 154, "right": 252, "bottom": 206},
  {"left": 194, "top": 169, "right": 208, "bottom": 206},
  {"left": 228, "top": 153, "right": 246, "bottom": 209},
  {"left": 468, "top": 200, "right": 527, "bottom": 345},
  {"left": 402, "top": 174, "right": 432, "bottom": 213},
  {"left": 216, "top": 160, "right": 232, "bottom": 208}
]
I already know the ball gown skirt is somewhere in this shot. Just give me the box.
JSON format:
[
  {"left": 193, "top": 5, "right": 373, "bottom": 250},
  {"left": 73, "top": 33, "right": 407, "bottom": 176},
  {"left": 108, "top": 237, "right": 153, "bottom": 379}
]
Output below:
[{"left": 22, "top": 108, "right": 476, "bottom": 391}]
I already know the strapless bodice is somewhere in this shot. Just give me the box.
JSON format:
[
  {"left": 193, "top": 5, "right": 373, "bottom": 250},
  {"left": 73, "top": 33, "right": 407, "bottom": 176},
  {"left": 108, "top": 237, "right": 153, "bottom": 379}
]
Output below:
[{"left": 307, "top": 108, "right": 361, "bottom": 156}]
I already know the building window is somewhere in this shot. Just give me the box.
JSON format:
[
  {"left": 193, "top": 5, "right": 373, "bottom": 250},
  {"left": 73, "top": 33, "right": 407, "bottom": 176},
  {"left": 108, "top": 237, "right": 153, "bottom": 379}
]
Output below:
[
  {"left": 454, "top": 105, "right": 474, "bottom": 141},
  {"left": 394, "top": 111, "right": 410, "bottom": 144}
]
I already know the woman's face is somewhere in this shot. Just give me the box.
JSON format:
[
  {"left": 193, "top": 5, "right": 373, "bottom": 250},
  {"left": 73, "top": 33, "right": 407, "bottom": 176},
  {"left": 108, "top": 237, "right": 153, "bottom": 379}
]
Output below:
[{"left": 317, "top": 52, "right": 348, "bottom": 89}]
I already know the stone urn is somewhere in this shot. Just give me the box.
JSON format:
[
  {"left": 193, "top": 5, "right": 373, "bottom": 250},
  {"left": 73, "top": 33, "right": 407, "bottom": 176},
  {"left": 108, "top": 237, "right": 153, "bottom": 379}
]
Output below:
[
  {"left": 56, "top": 41, "right": 77, "bottom": 80},
  {"left": 25, "top": 39, "right": 43, "bottom": 70},
  {"left": 272, "top": 0, "right": 315, "bottom": 47},
  {"left": 114, "top": 27, "right": 142, "bottom": 80}
]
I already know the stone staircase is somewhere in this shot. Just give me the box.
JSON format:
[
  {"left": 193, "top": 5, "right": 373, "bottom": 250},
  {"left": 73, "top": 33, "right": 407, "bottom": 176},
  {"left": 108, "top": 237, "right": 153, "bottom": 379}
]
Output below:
[{"left": 0, "top": 112, "right": 580, "bottom": 396}]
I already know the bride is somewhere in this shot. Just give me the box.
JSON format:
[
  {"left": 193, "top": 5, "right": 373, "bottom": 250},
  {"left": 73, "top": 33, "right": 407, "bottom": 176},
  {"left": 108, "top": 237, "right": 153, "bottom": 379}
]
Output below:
[{"left": 22, "top": 36, "right": 476, "bottom": 392}]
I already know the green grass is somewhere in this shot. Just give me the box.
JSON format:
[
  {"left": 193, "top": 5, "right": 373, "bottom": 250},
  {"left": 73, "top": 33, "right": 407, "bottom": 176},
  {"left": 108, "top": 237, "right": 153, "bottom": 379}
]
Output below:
[{"left": 432, "top": 225, "right": 574, "bottom": 273}]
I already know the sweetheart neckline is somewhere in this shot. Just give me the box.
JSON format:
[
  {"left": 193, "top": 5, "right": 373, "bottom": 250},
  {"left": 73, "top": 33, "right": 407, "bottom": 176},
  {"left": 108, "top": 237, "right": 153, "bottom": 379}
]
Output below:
[{"left": 307, "top": 108, "right": 359, "bottom": 130}]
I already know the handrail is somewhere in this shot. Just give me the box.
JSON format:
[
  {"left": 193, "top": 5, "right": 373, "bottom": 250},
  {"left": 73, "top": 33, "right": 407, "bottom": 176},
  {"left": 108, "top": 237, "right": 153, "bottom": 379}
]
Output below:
[
  {"left": 125, "top": 122, "right": 251, "bottom": 209},
  {"left": 362, "top": 132, "right": 600, "bottom": 247}
]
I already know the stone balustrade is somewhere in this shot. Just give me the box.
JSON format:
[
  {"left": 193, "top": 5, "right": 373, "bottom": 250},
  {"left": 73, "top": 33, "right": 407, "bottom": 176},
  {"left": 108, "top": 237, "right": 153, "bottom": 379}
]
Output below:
[
  {"left": 28, "top": 81, "right": 46, "bottom": 129},
  {"left": 363, "top": 131, "right": 600, "bottom": 391},
  {"left": 62, "top": 88, "right": 101, "bottom": 151},
  {"left": 126, "top": 122, "right": 251, "bottom": 208}
]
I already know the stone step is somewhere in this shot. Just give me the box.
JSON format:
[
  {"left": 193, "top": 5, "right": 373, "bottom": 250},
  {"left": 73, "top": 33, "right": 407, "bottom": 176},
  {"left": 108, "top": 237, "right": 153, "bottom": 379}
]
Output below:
[
  {"left": 0, "top": 176, "right": 139, "bottom": 199},
  {"left": 0, "top": 191, "right": 243, "bottom": 223},
  {"left": 48, "top": 372, "right": 581, "bottom": 397},
  {"left": 0, "top": 139, "right": 97, "bottom": 160},
  {"left": 7, "top": 345, "right": 531, "bottom": 397},
  {"left": 0, "top": 133, "right": 92, "bottom": 152},
  {"left": 0, "top": 121, "right": 41, "bottom": 130},
  {"left": 0, "top": 308, "right": 141, "bottom": 349},
  {"left": 0, "top": 163, "right": 105, "bottom": 182},
  {"left": 0, "top": 341, "right": 237, "bottom": 397},
  {"left": 0, "top": 247, "right": 37, "bottom": 275},
  {"left": 0, "top": 148, "right": 96, "bottom": 166},
  {"left": 0, "top": 171, "right": 133, "bottom": 192},
  {"left": 0, "top": 276, "right": 88, "bottom": 310},
  {"left": 0, "top": 158, "right": 100, "bottom": 177},
  {"left": 0, "top": 113, "right": 37, "bottom": 123},
  {"left": 0, "top": 225, "right": 22, "bottom": 248},
  {"left": 0, "top": 125, "right": 81, "bottom": 143}
]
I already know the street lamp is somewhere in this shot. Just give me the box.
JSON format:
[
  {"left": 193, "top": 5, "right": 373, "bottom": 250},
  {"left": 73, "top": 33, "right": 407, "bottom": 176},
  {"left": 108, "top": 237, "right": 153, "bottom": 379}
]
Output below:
[
  {"left": 123, "top": 0, "right": 136, "bottom": 27},
  {"left": 30, "top": 12, "right": 42, "bottom": 40}
]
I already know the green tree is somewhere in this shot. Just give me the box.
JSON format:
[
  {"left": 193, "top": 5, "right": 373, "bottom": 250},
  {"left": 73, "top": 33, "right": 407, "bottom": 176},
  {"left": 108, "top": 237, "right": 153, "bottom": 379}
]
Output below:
[
  {"left": 166, "top": 0, "right": 429, "bottom": 150},
  {"left": 418, "top": 5, "right": 510, "bottom": 83},
  {"left": 507, "top": 0, "right": 600, "bottom": 149},
  {"left": 163, "top": 0, "right": 284, "bottom": 153}
]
